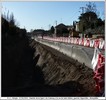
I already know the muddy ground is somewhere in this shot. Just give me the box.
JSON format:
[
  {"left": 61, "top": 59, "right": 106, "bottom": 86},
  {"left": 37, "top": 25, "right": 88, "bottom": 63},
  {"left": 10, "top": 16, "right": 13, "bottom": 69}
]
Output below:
[{"left": 2, "top": 38, "right": 96, "bottom": 96}]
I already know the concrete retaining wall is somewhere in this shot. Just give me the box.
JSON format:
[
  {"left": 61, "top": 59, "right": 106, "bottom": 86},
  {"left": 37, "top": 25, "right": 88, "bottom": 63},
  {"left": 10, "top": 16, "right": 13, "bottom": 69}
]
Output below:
[{"left": 34, "top": 38, "right": 94, "bottom": 69}]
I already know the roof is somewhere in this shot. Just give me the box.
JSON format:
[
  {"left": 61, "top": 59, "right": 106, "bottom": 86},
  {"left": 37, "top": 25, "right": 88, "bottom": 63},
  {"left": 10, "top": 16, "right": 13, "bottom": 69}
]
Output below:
[{"left": 55, "top": 23, "right": 67, "bottom": 29}]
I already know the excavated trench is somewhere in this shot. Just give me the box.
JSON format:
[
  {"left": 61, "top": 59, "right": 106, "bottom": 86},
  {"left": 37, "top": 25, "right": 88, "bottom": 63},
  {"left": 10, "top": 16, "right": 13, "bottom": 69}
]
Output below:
[
  {"left": 29, "top": 39, "right": 96, "bottom": 96},
  {"left": 2, "top": 38, "right": 96, "bottom": 96}
]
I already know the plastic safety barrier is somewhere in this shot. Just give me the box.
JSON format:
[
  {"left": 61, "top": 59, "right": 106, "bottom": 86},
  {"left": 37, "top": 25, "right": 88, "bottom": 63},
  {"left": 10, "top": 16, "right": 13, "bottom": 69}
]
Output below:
[
  {"left": 91, "top": 47, "right": 105, "bottom": 95},
  {"left": 37, "top": 36, "right": 105, "bottom": 50}
]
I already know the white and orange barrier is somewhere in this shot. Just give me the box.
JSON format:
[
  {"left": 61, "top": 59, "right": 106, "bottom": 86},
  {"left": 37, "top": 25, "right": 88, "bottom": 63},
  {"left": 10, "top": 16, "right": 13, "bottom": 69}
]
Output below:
[
  {"left": 79, "top": 38, "right": 84, "bottom": 46},
  {"left": 92, "top": 47, "right": 100, "bottom": 71},
  {"left": 91, "top": 47, "right": 105, "bottom": 95},
  {"left": 38, "top": 36, "right": 105, "bottom": 50},
  {"left": 94, "top": 39, "right": 100, "bottom": 48},
  {"left": 99, "top": 39, "right": 105, "bottom": 50},
  {"left": 84, "top": 38, "right": 90, "bottom": 47}
]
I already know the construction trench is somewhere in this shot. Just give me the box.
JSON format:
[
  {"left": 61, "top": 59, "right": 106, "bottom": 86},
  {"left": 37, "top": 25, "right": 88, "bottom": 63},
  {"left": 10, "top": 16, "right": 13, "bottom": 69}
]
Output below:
[
  {"left": 2, "top": 38, "right": 103, "bottom": 96},
  {"left": 31, "top": 40, "right": 96, "bottom": 96}
]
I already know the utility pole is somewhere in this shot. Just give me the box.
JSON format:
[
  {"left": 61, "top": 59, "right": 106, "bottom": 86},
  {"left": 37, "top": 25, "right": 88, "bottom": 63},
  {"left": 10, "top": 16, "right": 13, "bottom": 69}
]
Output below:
[
  {"left": 54, "top": 20, "right": 57, "bottom": 37},
  {"left": 80, "top": 7, "right": 86, "bottom": 38},
  {"left": 55, "top": 20, "right": 57, "bottom": 26}
]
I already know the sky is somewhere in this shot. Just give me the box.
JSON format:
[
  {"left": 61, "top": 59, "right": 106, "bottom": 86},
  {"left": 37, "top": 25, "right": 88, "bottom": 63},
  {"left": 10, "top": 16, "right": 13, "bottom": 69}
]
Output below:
[{"left": 1, "top": 1, "right": 105, "bottom": 32}]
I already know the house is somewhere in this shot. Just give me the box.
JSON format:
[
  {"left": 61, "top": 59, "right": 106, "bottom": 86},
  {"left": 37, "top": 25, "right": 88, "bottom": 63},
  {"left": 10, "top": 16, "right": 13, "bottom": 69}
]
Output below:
[
  {"left": 69, "top": 28, "right": 80, "bottom": 37},
  {"left": 54, "top": 23, "right": 69, "bottom": 37},
  {"left": 68, "top": 21, "right": 80, "bottom": 37},
  {"left": 32, "top": 29, "right": 45, "bottom": 36},
  {"left": 75, "top": 22, "right": 79, "bottom": 32}
]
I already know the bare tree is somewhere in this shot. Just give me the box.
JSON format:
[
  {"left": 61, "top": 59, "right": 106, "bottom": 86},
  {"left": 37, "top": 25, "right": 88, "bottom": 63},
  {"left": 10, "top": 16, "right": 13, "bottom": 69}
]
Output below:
[
  {"left": 9, "top": 13, "right": 15, "bottom": 26},
  {"left": 85, "top": 2, "right": 97, "bottom": 14}
]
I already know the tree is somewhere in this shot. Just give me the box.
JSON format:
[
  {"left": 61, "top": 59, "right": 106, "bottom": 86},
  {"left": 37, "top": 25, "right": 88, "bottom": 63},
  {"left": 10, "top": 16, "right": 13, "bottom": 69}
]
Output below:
[
  {"left": 50, "top": 26, "right": 54, "bottom": 34},
  {"left": 95, "top": 18, "right": 104, "bottom": 27},
  {"left": 85, "top": 2, "right": 97, "bottom": 13},
  {"left": 2, "top": 17, "right": 9, "bottom": 35},
  {"left": 79, "top": 12, "right": 98, "bottom": 30},
  {"left": 2, "top": 10, "right": 28, "bottom": 38},
  {"left": 9, "top": 13, "right": 15, "bottom": 26},
  {"left": 78, "top": 2, "right": 103, "bottom": 32}
]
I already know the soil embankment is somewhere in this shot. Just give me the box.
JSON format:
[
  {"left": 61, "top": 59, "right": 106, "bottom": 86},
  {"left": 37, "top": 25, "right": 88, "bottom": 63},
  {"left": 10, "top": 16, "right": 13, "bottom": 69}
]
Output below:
[{"left": 2, "top": 37, "right": 96, "bottom": 96}]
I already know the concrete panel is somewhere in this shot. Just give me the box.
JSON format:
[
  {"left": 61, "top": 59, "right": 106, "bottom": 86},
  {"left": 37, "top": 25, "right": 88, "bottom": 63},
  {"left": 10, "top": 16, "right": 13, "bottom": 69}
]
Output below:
[{"left": 34, "top": 38, "right": 94, "bottom": 69}]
